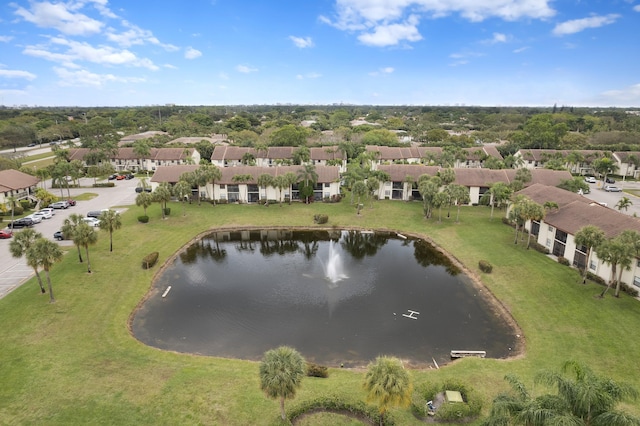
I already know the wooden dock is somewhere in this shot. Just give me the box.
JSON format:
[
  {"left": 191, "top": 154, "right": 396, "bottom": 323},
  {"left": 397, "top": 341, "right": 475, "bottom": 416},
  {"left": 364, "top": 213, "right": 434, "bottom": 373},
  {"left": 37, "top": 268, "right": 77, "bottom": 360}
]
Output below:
[{"left": 450, "top": 350, "right": 486, "bottom": 359}]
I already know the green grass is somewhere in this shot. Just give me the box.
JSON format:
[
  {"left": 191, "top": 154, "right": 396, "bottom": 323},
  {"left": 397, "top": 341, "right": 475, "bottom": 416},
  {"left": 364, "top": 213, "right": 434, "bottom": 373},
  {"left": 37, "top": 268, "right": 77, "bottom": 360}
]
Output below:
[{"left": 1, "top": 199, "right": 639, "bottom": 425}]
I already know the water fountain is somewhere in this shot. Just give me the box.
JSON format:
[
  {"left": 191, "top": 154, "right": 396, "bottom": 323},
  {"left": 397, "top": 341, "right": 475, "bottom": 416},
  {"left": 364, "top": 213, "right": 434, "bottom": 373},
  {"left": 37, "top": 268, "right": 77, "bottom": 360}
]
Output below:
[{"left": 323, "top": 240, "right": 348, "bottom": 284}]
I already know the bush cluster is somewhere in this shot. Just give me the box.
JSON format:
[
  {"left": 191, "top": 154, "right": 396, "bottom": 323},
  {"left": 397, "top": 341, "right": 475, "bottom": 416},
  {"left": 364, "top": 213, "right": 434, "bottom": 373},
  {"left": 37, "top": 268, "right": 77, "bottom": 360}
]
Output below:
[
  {"left": 478, "top": 260, "right": 493, "bottom": 273},
  {"left": 313, "top": 214, "right": 329, "bottom": 224},
  {"left": 138, "top": 215, "right": 149, "bottom": 223},
  {"left": 530, "top": 241, "right": 550, "bottom": 254},
  {"left": 557, "top": 256, "right": 571, "bottom": 266},
  {"left": 93, "top": 182, "right": 115, "bottom": 188},
  {"left": 288, "top": 395, "right": 392, "bottom": 425},
  {"left": 411, "top": 380, "right": 482, "bottom": 422},
  {"left": 142, "top": 252, "right": 159, "bottom": 269},
  {"left": 620, "top": 283, "right": 640, "bottom": 297},
  {"left": 305, "top": 362, "right": 329, "bottom": 378}
]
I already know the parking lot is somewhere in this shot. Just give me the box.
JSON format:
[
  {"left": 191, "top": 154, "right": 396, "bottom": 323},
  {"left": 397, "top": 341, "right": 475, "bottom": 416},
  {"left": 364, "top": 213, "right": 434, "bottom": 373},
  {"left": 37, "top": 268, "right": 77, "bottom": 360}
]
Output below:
[{"left": 0, "top": 176, "right": 141, "bottom": 298}]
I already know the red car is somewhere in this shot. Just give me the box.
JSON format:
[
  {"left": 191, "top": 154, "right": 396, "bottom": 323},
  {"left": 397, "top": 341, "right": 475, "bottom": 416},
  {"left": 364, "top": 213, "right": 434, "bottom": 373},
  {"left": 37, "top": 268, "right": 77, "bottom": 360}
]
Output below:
[
  {"left": 116, "top": 175, "right": 125, "bottom": 180},
  {"left": 0, "top": 229, "right": 13, "bottom": 239},
  {"left": 66, "top": 199, "right": 76, "bottom": 206}
]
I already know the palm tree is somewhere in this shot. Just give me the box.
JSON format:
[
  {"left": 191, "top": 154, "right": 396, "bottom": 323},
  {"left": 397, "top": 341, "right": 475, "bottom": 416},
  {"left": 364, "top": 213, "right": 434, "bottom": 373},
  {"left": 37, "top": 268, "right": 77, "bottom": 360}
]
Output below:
[
  {"left": 574, "top": 225, "right": 606, "bottom": 284},
  {"left": 284, "top": 172, "right": 298, "bottom": 205},
  {"left": 98, "top": 210, "right": 121, "bottom": 252},
  {"left": 273, "top": 175, "right": 287, "bottom": 207},
  {"left": 75, "top": 222, "right": 98, "bottom": 273},
  {"left": 136, "top": 192, "right": 153, "bottom": 217},
  {"left": 363, "top": 356, "right": 412, "bottom": 426},
  {"left": 296, "top": 164, "right": 318, "bottom": 204},
  {"left": 593, "top": 156, "right": 619, "bottom": 186},
  {"left": 483, "top": 182, "right": 512, "bottom": 219},
  {"left": 448, "top": 184, "right": 470, "bottom": 223},
  {"left": 153, "top": 183, "right": 172, "bottom": 219},
  {"left": 257, "top": 173, "right": 274, "bottom": 206},
  {"left": 62, "top": 213, "right": 85, "bottom": 263},
  {"left": 27, "top": 238, "right": 63, "bottom": 303},
  {"left": 483, "top": 361, "right": 639, "bottom": 426},
  {"left": 433, "top": 191, "right": 450, "bottom": 222},
  {"left": 208, "top": 164, "right": 222, "bottom": 206},
  {"left": 9, "top": 229, "right": 46, "bottom": 293},
  {"left": 231, "top": 174, "right": 252, "bottom": 203},
  {"left": 616, "top": 196, "right": 633, "bottom": 212},
  {"left": 352, "top": 181, "right": 367, "bottom": 215},
  {"left": 172, "top": 180, "right": 192, "bottom": 216},
  {"left": 259, "top": 346, "right": 306, "bottom": 421},
  {"left": 524, "top": 200, "right": 545, "bottom": 249},
  {"left": 366, "top": 176, "right": 380, "bottom": 208},
  {"left": 508, "top": 195, "right": 529, "bottom": 245},
  {"left": 597, "top": 236, "right": 634, "bottom": 298},
  {"left": 6, "top": 195, "right": 17, "bottom": 225}
]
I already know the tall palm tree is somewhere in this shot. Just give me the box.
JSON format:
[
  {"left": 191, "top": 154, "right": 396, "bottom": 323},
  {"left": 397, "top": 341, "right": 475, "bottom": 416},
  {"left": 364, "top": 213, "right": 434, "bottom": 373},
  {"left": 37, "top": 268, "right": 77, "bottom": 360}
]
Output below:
[
  {"left": 6, "top": 195, "right": 17, "bottom": 225},
  {"left": 273, "top": 175, "right": 287, "bottom": 207},
  {"left": 75, "top": 222, "right": 98, "bottom": 273},
  {"left": 352, "top": 181, "right": 367, "bottom": 215},
  {"left": 257, "top": 173, "right": 274, "bottom": 206},
  {"left": 363, "top": 356, "right": 412, "bottom": 426},
  {"left": 98, "top": 210, "right": 122, "bottom": 252},
  {"left": 524, "top": 200, "right": 545, "bottom": 249},
  {"left": 448, "top": 184, "right": 470, "bottom": 223},
  {"left": 596, "top": 237, "right": 633, "bottom": 298},
  {"left": 9, "top": 229, "right": 46, "bottom": 293},
  {"left": 172, "top": 179, "right": 192, "bottom": 216},
  {"left": 208, "top": 164, "right": 222, "bottom": 206},
  {"left": 27, "top": 238, "right": 63, "bottom": 303},
  {"left": 259, "top": 346, "right": 306, "bottom": 421},
  {"left": 62, "top": 213, "right": 85, "bottom": 263},
  {"left": 574, "top": 225, "right": 606, "bottom": 284},
  {"left": 366, "top": 176, "right": 380, "bottom": 208},
  {"left": 153, "top": 183, "right": 172, "bottom": 219},
  {"left": 296, "top": 164, "right": 318, "bottom": 204}
]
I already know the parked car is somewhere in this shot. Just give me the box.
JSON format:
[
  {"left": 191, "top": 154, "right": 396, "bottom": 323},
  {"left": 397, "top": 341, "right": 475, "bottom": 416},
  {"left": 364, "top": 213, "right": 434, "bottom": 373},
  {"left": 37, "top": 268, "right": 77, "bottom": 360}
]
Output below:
[
  {"left": 8, "top": 218, "right": 34, "bottom": 229},
  {"left": 24, "top": 214, "right": 42, "bottom": 224},
  {"left": 66, "top": 198, "right": 77, "bottom": 206},
  {"left": 584, "top": 176, "right": 596, "bottom": 183},
  {"left": 116, "top": 174, "right": 126, "bottom": 180},
  {"left": 50, "top": 201, "right": 70, "bottom": 209},
  {"left": 27, "top": 142, "right": 36, "bottom": 147},
  {"left": 135, "top": 186, "right": 152, "bottom": 193},
  {"left": 82, "top": 217, "right": 101, "bottom": 227},
  {"left": 604, "top": 185, "right": 622, "bottom": 192},
  {"left": 53, "top": 230, "right": 66, "bottom": 241},
  {"left": 86, "top": 210, "right": 103, "bottom": 218},
  {"left": 125, "top": 174, "right": 134, "bottom": 180},
  {"left": 108, "top": 174, "right": 118, "bottom": 180},
  {"left": 38, "top": 208, "right": 55, "bottom": 218},
  {"left": 605, "top": 177, "right": 616, "bottom": 184},
  {"left": 0, "top": 229, "right": 13, "bottom": 239}
]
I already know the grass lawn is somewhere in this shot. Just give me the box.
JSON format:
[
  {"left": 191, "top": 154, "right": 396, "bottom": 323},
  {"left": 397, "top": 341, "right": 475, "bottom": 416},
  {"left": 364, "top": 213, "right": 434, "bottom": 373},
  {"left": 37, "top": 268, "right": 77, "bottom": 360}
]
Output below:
[{"left": 1, "top": 198, "right": 639, "bottom": 425}]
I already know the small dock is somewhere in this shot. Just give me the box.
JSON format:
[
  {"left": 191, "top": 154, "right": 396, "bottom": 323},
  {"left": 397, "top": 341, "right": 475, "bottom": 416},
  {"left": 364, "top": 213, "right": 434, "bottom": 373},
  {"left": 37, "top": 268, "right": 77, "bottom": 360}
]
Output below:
[{"left": 450, "top": 350, "right": 486, "bottom": 359}]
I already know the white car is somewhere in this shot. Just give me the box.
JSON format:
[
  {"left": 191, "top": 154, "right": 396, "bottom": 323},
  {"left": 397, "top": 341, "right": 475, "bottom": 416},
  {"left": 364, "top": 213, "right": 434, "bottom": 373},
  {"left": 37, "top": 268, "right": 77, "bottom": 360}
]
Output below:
[
  {"left": 33, "top": 210, "right": 52, "bottom": 220},
  {"left": 82, "top": 217, "right": 101, "bottom": 227},
  {"left": 604, "top": 185, "right": 622, "bottom": 192},
  {"left": 24, "top": 214, "right": 42, "bottom": 224},
  {"left": 38, "top": 208, "right": 55, "bottom": 218},
  {"left": 584, "top": 176, "right": 596, "bottom": 183}
]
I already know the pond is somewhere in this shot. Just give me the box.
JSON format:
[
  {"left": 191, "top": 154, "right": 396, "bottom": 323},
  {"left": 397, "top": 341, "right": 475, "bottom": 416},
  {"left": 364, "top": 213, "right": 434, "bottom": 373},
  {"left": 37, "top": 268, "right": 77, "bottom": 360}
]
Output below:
[{"left": 131, "top": 229, "right": 519, "bottom": 367}]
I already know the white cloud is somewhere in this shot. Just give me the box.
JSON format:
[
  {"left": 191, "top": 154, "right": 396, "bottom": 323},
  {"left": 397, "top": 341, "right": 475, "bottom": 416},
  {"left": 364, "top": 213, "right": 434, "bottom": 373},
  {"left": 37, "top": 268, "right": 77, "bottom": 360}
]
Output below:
[
  {"left": 289, "top": 36, "right": 314, "bottom": 48},
  {"left": 490, "top": 32, "right": 507, "bottom": 43},
  {"left": 236, "top": 65, "right": 258, "bottom": 73},
  {"left": 0, "top": 69, "right": 37, "bottom": 80},
  {"left": 54, "top": 66, "right": 146, "bottom": 87},
  {"left": 358, "top": 15, "right": 422, "bottom": 46},
  {"left": 219, "top": 72, "right": 229, "bottom": 80},
  {"left": 0, "top": 36, "right": 14, "bottom": 42},
  {"left": 23, "top": 37, "right": 159, "bottom": 70},
  {"left": 634, "top": 5, "right": 640, "bottom": 12},
  {"left": 106, "top": 20, "right": 178, "bottom": 51},
  {"left": 597, "top": 83, "right": 640, "bottom": 106},
  {"left": 369, "top": 67, "right": 394, "bottom": 76},
  {"left": 513, "top": 46, "right": 530, "bottom": 53},
  {"left": 163, "top": 64, "right": 177, "bottom": 69},
  {"left": 184, "top": 47, "right": 202, "bottom": 59},
  {"left": 13, "top": 1, "right": 104, "bottom": 36},
  {"left": 322, "top": 0, "right": 556, "bottom": 46},
  {"left": 553, "top": 14, "right": 620, "bottom": 36}
]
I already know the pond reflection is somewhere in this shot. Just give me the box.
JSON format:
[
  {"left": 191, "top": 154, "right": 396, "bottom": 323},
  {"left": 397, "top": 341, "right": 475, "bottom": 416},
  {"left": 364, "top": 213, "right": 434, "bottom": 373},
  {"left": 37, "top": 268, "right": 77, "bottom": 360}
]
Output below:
[{"left": 132, "top": 229, "right": 517, "bottom": 367}]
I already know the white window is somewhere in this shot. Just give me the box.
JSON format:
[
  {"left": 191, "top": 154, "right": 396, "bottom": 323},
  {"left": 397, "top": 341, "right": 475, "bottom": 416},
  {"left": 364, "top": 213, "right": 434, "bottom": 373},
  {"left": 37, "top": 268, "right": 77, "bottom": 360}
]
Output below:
[
  {"left": 590, "top": 260, "right": 597, "bottom": 271},
  {"left": 546, "top": 238, "right": 551, "bottom": 248},
  {"left": 634, "top": 276, "right": 640, "bottom": 287},
  {"left": 548, "top": 226, "right": 554, "bottom": 232}
]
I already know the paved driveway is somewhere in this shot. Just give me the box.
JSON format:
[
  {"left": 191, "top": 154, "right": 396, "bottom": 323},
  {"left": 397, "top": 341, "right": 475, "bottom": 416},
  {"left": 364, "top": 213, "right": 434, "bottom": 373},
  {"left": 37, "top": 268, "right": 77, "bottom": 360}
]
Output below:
[{"left": 0, "top": 176, "right": 141, "bottom": 299}]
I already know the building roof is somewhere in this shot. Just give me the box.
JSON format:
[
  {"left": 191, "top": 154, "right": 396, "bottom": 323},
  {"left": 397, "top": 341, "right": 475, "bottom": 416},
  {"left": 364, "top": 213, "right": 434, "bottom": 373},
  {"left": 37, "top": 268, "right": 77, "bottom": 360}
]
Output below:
[
  {"left": 150, "top": 165, "right": 199, "bottom": 183},
  {"left": 506, "top": 168, "right": 573, "bottom": 187},
  {"left": 543, "top": 200, "right": 640, "bottom": 238},
  {"left": 151, "top": 165, "right": 340, "bottom": 185},
  {"left": 515, "top": 183, "right": 590, "bottom": 208},
  {"left": 377, "top": 164, "right": 440, "bottom": 181},
  {"left": 454, "top": 168, "right": 510, "bottom": 187},
  {"left": 0, "top": 169, "right": 40, "bottom": 192},
  {"left": 67, "top": 147, "right": 195, "bottom": 161}
]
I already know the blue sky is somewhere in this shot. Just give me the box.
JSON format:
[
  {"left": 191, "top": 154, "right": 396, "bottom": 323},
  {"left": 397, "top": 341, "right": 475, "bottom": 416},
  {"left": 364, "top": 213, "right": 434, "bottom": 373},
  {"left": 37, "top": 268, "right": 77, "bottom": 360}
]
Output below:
[{"left": 1, "top": 0, "right": 639, "bottom": 107}]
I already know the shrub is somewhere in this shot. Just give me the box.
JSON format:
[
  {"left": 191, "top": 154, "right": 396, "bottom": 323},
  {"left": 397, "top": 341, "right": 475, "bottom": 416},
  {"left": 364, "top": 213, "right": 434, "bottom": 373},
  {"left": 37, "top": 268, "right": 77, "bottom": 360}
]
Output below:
[
  {"left": 411, "top": 380, "right": 482, "bottom": 422},
  {"left": 620, "top": 283, "right": 639, "bottom": 297},
  {"left": 557, "top": 256, "right": 570, "bottom": 266},
  {"left": 313, "top": 214, "right": 329, "bottom": 224},
  {"left": 19, "top": 200, "right": 31, "bottom": 211},
  {"left": 306, "top": 362, "right": 329, "bottom": 378},
  {"left": 530, "top": 241, "right": 550, "bottom": 254},
  {"left": 587, "top": 272, "right": 606, "bottom": 286},
  {"left": 12, "top": 204, "right": 24, "bottom": 215},
  {"left": 478, "top": 260, "right": 493, "bottom": 273},
  {"left": 163, "top": 208, "right": 171, "bottom": 216},
  {"left": 138, "top": 215, "right": 149, "bottom": 223},
  {"left": 288, "top": 395, "right": 393, "bottom": 425},
  {"left": 93, "top": 182, "right": 115, "bottom": 188},
  {"left": 142, "top": 252, "right": 159, "bottom": 269}
]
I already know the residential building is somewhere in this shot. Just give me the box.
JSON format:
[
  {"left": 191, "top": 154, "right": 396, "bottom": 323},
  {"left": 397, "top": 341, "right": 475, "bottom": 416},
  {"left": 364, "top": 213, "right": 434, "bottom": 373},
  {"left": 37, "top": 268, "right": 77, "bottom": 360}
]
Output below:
[{"left": 0, "top": 169, "right": 40, "bottom": 209}]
